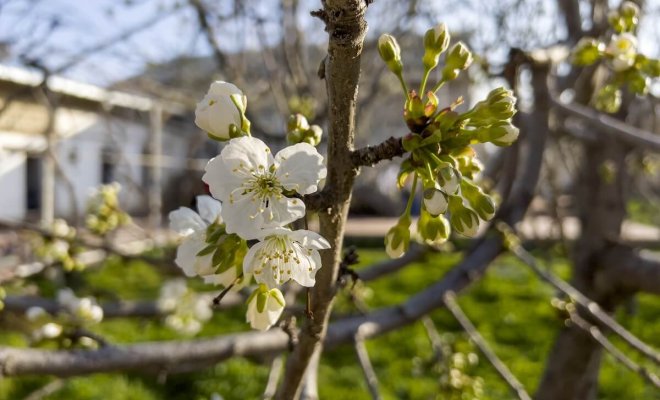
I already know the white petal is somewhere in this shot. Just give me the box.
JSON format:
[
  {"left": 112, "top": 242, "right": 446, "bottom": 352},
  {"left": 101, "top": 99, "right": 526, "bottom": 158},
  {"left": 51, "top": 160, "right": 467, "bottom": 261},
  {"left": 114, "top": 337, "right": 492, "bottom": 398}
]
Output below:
[
  {"left": 289, "top": 247, "right": 321, "bottom": 287},
  {"left": 175, "top": 233, "right": 214, "bottom": 277},
  {"left": 275, "top": 143, "right": 327, "bottom": 195},
  {"left": 202, "top": 156, "right": 247, "bottom": 201},
  {"left": 288, "top": 230, "right": 331, "bottom": 250},
  {"left": 196, "top": 195, "right": 222, "bottom": 225},
  {"left": 203, "top": 265, "right": 238, "bottom": 288},
  {"left": 264, "top": 195, "right": 306, "bottom": 228},
  {"left": 221, "top": 137, "right": 274, "bottom": 171},
  {"left": 169, "top": 207, "right": 206, "bottom": 236},
  {"left": 221, "top": 195, "right": 266, "bottom": 240}
]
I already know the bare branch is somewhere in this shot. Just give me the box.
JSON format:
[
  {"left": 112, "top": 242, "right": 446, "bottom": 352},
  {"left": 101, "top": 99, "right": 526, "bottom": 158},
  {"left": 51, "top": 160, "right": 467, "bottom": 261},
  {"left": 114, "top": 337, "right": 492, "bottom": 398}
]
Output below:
[
  {"left": 443, "top": 292, "right": 532, "bottom": 400},
  {"left": 567, "top": 310, "right": 660, "bottom": 388},
  {"left": 350, "top": 136, "right": 405, "bottom": 167},
  {"left": 599, "top": 246, "right": 660, "bottom": 295},
  {"left": 549, "top": 81, "right": 660, "bottom": 152},
  {"left": 354, "top": 327, "right": 382, "bottom": 400},
  {"left": 508, "top": 241, "right": 660, "bottom": 365}
]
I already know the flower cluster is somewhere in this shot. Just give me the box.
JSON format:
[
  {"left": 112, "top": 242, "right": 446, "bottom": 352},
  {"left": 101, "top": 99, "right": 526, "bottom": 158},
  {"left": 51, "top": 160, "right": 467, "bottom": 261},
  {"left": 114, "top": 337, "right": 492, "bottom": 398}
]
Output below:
[
  {"left": 571, "top": 1, "right": 660, "bottom": 113},
  {"left": 35, "top": 219, "right": 84, "bottom": 271},
  {"left": 85, "top": 182, "right": 130, "bottom": 236},
  {"left": 26, "top": 289, "right": 103, "bottom": 346},
  {"left": 157, "top": 279, "right": 213, "bottom": 336},
  {"left": 377, "top": 24, "right": 519, "bottom": 258},
  {"left": 168, "top": 82, "right": 330, "bottom": 331}
]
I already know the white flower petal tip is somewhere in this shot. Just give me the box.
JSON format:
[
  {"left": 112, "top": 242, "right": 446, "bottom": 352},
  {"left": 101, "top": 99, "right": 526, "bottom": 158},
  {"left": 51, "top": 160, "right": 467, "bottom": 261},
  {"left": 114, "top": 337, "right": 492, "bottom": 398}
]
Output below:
[{"left": 243, "top": 228, "right": 329, "bottom": 289}]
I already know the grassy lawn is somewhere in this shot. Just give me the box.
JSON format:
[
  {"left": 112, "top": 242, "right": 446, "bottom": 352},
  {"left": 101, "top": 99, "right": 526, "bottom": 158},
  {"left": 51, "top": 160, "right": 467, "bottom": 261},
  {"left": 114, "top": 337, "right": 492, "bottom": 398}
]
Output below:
[{"left": 1, "top": 246, "right": 659, "bottom": 399}]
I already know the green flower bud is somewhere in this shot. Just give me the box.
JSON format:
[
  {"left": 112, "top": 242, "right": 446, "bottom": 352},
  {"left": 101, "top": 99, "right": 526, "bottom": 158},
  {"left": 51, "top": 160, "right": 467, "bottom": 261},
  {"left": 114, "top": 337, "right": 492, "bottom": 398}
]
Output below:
[
  {"left": 418, "top": 209, "right": 451, "bottom": 245},
  {"left": 620, "top": 1, "right": 640, "bottom": 18},
  {"left": 423, "top": 188, "right": 448, "bottom": 216},
  {"left": 384, "top": 216, "right": 411, "bottom": 258},
  {"left": 287, "top": 113, "right": 310, "bottom": 132},
  {"left": 460, "top": 180, "right": 496, "bottom": 221},
  {"left": 572, "top": 37, "right": 604, "bottom": 66},
  {"left": 594, "top": 85, "right": 621, "bottom": 113},
  {"left": 438, "top": 166, "right": 461, "bottom": 194},
  {"left": 628, "top": 71, "right": 649, "bottom": 95},
  {"left": 442, "top": 42, "right": 473, "bottom": 81},
  {"left": 302, "top": 125, "right": 323, "bottom": 146},
  {"left": 378, "top": 34, "right": 403, "bottom": 75},
  {"left": 448, "top": 196, "right": 480, "bottom": 238},
  {"left": 477, "top": 121, "right": 519, "bottom": 146},
  {"left": 423, "top": 23, "right": 450, "bottom": 70}
]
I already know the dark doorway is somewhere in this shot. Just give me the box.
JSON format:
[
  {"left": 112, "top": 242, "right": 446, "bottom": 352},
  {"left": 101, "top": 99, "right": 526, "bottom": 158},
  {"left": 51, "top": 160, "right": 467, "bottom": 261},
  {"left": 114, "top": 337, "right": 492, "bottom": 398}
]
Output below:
[{"left": 26, "top": 155, "right": 41, "bottom": 211}]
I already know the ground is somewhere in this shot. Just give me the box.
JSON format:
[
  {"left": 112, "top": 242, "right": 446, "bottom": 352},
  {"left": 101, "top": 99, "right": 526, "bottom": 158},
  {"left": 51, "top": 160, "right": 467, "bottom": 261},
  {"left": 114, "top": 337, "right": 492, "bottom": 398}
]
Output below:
[{"left": 0, "top": 245, "right": 659, "bottom": 399}]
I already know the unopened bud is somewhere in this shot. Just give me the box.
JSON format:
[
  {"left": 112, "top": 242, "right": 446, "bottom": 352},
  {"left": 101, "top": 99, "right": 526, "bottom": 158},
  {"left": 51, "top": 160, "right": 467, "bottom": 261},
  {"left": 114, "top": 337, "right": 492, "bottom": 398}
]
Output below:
[
  {"left": 477, "top": 121, "right": 519, "bottom": 146},
  {"left": 418, "top": 210, "right": 451, "bottom": 245},
  {"left": 378, "top": 34, "right": 403, "bottom": 74},
  {"left": 438, "top": 166, "right": 460, "bottom": 194},
  {"left": 448, "top": 196, "right": 480, "bottom": 237},
  {"left": 442, "top": 42, "right": 473, "bottom": 81},
  {"left": 423, "top": 188, "right": 448, "bottom": 216},
  {"left": 384, "top": 217, "right": 411, "bottom": 258},
  {"left": 594, "top": 85, "right": 621, "bottom": 113},
  {"left": 572, "top": 37, "right": 604, "bottom": 66},
  {"left": 423, "top": 23, "right": 450, "bottom": 70}
]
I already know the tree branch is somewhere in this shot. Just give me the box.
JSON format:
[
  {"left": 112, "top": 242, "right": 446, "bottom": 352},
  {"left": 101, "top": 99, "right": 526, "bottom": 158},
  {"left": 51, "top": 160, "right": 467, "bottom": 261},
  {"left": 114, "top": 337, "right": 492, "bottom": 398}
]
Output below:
[
  {"left": 598, "top": 246, "right": 660, "bottom": 295},
  {"left": 350, "top": 136, "right": 405, "bottom": 167},
  {"left": 443, "top": 292, "right": 532, "bottom": 400}
]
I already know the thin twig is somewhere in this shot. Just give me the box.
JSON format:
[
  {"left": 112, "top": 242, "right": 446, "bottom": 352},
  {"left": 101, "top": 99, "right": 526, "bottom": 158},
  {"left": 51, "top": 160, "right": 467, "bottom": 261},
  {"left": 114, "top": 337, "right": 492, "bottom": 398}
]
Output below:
[
  {"left": 506, "top": 236, "right": 660, "bottom": 366},
  {"left": 567, "top": 310, "right": 660, "bottom": 388},
  {"left": 263, "top": 355, "right": 285, "bottom": 400},
  {"left": 443, "top": 292, "right": 532, "bottom": 400},
  {"left": 354, "top": 328, "right": 382, "bottom": 400}
]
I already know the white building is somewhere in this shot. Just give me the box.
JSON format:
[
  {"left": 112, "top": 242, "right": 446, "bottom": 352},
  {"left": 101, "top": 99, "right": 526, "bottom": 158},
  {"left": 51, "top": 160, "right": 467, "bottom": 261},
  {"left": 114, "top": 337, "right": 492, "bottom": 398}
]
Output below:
[{"left": 0, "top": 64, "right": 200, "bottom": 224}]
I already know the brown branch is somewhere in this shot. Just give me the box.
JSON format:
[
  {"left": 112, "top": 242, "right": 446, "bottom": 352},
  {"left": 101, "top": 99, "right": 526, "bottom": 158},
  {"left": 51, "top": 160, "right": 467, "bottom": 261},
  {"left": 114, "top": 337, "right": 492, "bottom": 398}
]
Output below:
[
  {"left": 598, "top": 246, "right": 660, "bottom": 295},
  {"left": 567, "top": 310, "right": 660, "bottom": 388},
  {"left": 443, "top": 292, "right": 532, "bottom": 400},
  {"left": 3, "top": 292, "right": 244, "bottom": 319},
  {"left": 353, "top": 328, "right": 382, "bottom": 400},
  {"left": 508, "top": 241, "right": 660, "bottom": 365},
  {"left": 358, "top": 244, "right": 426, "bottom": 282},
  {"left": 549, "top": 78, "right": 660, "bottom": 152},
  {"left": 276, "top": 1, "right": 370, "bottom": 397},
  {"left": 350, "top": 136, "right": 405, "bottom": 167}
]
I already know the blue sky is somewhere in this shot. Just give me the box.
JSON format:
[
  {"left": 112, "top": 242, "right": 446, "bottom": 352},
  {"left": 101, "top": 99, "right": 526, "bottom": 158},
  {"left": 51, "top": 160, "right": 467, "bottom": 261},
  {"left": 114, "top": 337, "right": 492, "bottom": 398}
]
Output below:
[{"left": 0, "top": 0, "right": 658, "bottom": 87}]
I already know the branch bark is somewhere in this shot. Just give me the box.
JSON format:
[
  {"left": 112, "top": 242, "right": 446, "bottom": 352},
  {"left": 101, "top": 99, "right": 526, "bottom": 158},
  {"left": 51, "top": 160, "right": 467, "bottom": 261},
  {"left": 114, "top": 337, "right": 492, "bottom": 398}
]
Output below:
[{"left": 276, "top": 2, "right": 369, "bottom": 398}]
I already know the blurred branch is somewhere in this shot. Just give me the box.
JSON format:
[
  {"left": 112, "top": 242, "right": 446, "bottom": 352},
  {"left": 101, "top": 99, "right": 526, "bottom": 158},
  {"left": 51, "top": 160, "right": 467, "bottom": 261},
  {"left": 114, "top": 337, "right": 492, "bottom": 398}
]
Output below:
[
  {"left": 598, "top": 246, "right": 660, "bottom": 295},
  {"left": 508, "top": 240, "right": 660, "bottom": 365},
  {"left": 354, "top": 328, "right": 382, "bottom": 400},
  {"left": 567, "top": 309, "right": 660, "bottom": 388},
  {"left": 443, "top": 292, "right": 532, "bottom": 400}
]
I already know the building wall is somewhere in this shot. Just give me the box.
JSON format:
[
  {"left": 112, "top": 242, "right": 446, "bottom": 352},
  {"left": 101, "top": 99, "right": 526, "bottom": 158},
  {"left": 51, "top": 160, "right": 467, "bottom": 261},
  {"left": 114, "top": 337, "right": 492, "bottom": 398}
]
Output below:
[{"left": 0, "top": 150, "right": 27, "bottom": 221}]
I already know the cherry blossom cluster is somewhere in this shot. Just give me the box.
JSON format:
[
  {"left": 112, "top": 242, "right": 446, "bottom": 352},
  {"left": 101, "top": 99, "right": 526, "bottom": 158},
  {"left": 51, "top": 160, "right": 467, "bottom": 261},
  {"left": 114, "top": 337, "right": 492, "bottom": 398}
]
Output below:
[
  {"left": 34, "top": 219, "right": 84, "bottom": 271},
  {"left": 25, "top": 289, "right": 103, "bottom": 346},
  {"left": 157, "top": 279, "right": 213, "bottom": 335},
  {"left": 85, "top": 182, "right": 131, "bottom": 236},
  {"left": 571, "top": 1, "right": 660, "bottom": 113},
  {"left": 378, "top": 23, "right": 519, "bottom": 258},
  {"left": 169, "top": 82, "right": 329, "bottom": 331}
]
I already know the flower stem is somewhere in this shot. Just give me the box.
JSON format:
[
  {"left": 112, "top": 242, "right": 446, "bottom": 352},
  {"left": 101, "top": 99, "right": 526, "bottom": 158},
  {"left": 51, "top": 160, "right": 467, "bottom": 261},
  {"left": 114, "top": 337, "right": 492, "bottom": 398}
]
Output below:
[
  {"left": 431, "top": 79, "right": 446, "bottom": 93},
  {"left": 397, "top": 73, "right": 409, "bottom": 99},
  {"left": 419, "top": 68, "right": 431, "bottom": 95},
  {"left": 404, "top": 173, "right": 419, "bottom": 217}
]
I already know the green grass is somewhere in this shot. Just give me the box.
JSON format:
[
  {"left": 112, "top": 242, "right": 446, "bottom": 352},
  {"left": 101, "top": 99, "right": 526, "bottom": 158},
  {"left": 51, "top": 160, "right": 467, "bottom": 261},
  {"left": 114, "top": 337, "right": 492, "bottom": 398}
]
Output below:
[{"left": 1, "top": 248, "right": 659, "bottom": 400}]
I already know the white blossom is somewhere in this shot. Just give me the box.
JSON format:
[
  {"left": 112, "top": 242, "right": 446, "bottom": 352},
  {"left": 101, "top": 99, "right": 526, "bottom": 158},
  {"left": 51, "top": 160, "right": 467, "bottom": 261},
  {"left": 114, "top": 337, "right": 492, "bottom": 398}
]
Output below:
[
  {"left": 57, "top": 289, "right": 103, "bottom": 324},
  {"left": 195, "top": 81, "right": 247, "bottom": 140},
  {"left": 158, "top": 279, "right": 213, "bottom": 336},
  {"left": 203, "top": 137, "right": 326, "bottom": 239},
  {"left": 246, "top": 285, "right": 285, "bottom": 331},
  {"left": 243, "top": 227, "right": 330, "bottom": 289},
  {"left": 607, "top": 33, "right": 637, "bottom": 71}
]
